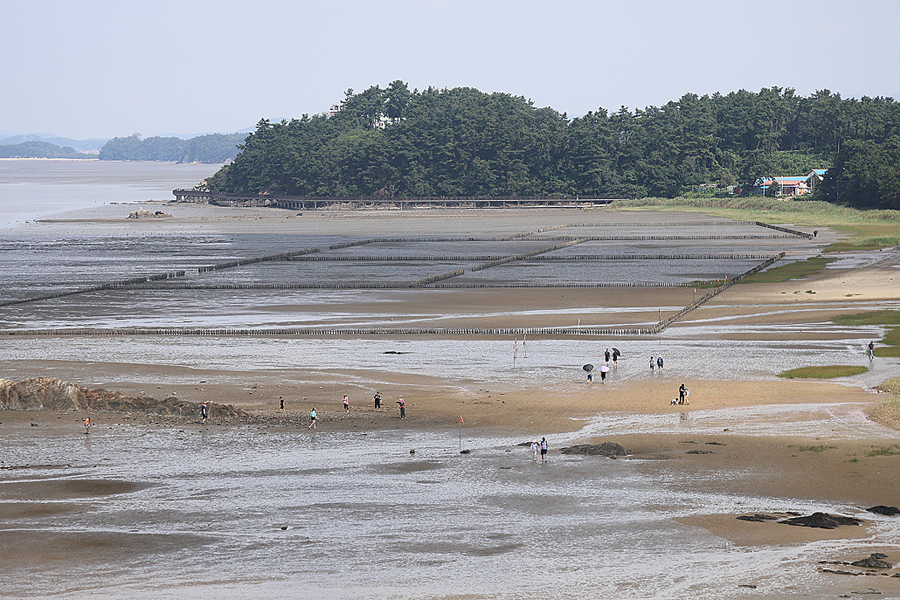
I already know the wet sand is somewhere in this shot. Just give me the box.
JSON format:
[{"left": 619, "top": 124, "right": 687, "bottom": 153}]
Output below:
[{"left": 3, "top": 204, "right": 900, "bottom": 596}]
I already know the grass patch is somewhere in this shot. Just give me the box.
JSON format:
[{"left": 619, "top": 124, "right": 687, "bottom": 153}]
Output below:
[
  {"left": 832, "top": 311, "right": 900, "bottom": 358},
  {"left": 833, "top": 311, "right": 900, "bottom": 326},
  {"left": 797, "top": 444, "right": 837, "bottom": 452},
  {"left": 865, "top": 444, "right": 900, "bottom": 457},
  {"left": 876, "top": 377, "right": 900, "bottom": 393},
  {"left": 739, "top": 256, "right": 836, "bottom": 284},
  {"left": 866, "top": 395, "right": 900, "bottom": 431},
  {"left": 778, "top": 365, "right": 868, "bottom": 379},
  {"left": 871, "top": 386, "right": 900, "bottom": 431},
  {"left": 612, "top": 197, "right": 900, "bottom": 250},
  {"left": 884, "top": 327, "right": 900, "bottom": 346},
  {"left": 686, "top": 280, "right": 724, "bottom": 289}
]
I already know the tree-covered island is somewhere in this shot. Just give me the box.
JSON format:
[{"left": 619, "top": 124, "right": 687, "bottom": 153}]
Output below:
[
  {"left": 205, "top": 82, "right": 900, "bottom": 209},
  {"left": 98, "top": 132, "right": 246, "bottom": 164}
]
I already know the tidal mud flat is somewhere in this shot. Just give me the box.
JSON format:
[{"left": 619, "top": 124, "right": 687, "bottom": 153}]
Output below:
[{"left": 2, "top": 195, "right": 900, "bottom": 598}]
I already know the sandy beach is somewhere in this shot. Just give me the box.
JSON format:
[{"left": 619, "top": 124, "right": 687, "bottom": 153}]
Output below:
[{"left": 3, "top": 201, "right": 900, "bottom": 598}]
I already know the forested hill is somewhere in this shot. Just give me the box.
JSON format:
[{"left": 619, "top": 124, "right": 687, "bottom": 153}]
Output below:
[
  {"left": 205, "top": 82, "right": 900, "bottom": 209},
  {"left": 0, "top": 141, "right": 94, "bottom": 159},
  {"left": 98, "top": 132, "right": 246, "bottom": 163}
]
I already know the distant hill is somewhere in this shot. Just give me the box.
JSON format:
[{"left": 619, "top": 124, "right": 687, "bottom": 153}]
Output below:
[
  {"left": 0, "top": 140, "right": 95, "bottom": 159},
  {"left": 0, "top": 134, "right": 106, "bottom": 153},
  {"left": 98, "top": 132, "right": 246, "bottom": 163}
]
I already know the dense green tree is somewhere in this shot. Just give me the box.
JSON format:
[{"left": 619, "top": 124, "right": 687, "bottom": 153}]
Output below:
[
  {"left": 202, "top": 83, "right": 898, "bottom": 208},
  {"left": 818, "top": 135, "right": 900, "bottom": 209}
]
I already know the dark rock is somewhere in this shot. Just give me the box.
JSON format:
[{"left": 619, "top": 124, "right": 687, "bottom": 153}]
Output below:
[
  {"left": 737, "top": 513, "right": 778, "bottom": 522},
  {"left": 705, "top": 441, "right": 725, "bottom": 445},
  {"left": 851, "top": 554, "right": 894, "bottom": 569},
  {"left": 780, "top": 512, "right": 862, "bottom": 529},
  {"left": 687, "top": 449, "right": 713, "bottom": 454},
  {"left": 127, "top": 208, "right": 171, "bottom": 219},
  {"left": 559, "top": 442, "right": 627, "bottom": 457},
  {"left": 866, "top": 505, "right": 900, "bottom": 516}
]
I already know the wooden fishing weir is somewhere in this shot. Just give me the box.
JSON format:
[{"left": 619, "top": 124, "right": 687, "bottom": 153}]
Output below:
[
  {"left": 3, "top": 215, "right": 811, "bottom": 337},
  {"left": 8, "top": 252, "right": 784, "bottom": 339}
]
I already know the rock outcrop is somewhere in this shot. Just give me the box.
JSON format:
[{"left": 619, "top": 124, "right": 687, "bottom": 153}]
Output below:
[
  {"left": 867, "top": 505, "right": 900, "bottom": 516},
  {"left": 0, "top": 377, "right": 247, "bottom": 422},
  {"left": 0, "top": 377, "right": 86, "bottom": 410},
  {"left": 559, "top": 442, "right": 627, "bottom": 457},
  {"left": 851, "top": 553, "right": 894, "bottom": 569},
  {"left": 126, "top": 208, "right": 172, "bottom": 219},
  {"left": 780, "top": 512, "right": 862, "bottom": 529}
]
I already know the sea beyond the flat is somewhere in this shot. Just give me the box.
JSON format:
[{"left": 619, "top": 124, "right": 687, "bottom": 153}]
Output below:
[{"left": 0, "top": 159, "right": 221, "bottom": 228}]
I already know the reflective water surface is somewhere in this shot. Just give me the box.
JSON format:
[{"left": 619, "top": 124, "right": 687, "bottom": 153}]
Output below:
[{"left": 5, "top": 419, "right": 899, "bottom": 600}]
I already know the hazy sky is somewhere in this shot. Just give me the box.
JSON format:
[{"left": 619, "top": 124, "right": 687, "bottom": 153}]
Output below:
[{"left": 4, "top": 0, "right": 898, "bottom": 140}]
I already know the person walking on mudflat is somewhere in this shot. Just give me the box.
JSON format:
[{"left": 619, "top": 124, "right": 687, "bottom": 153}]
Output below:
[
  {"left": 530, "top": 440, "right": 539, "bottom": 461},
  {"left": 540, "top": 437, "right": 549, "bottom": 463},
  {"left": 201, "top": 402, "right": 208, "bottom": 423},
  {"left": 397, "top": 398, "right": 406, "bottom": 419},
  {"left": 650, "top": 356, "right": 655, "bottom": 372},
  {"left": 604, "top": 349, "right": 611, "bottom": 365},
  {"left": 83, "top": 416, "right": 92, "bottom": 434},
  {"left": 343, "top": 394, "right": 349, "bottom": 413},
  {"left": 308, "top": 408, "right": 317, "bottom": 429},
  {"left": 678, "top": 384, "right": 689, "bottom": 405}
]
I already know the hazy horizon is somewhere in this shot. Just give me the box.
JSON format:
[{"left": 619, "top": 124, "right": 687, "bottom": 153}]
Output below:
[{"left": 3, "top": 0, "right": 898, "bottom": 141}]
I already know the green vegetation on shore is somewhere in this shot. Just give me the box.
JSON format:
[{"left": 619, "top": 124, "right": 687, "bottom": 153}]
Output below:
[
  {"left": 206, "top": 83, "right": 900, "bottom": 210},
  {"left": 613, "top": 196, "right": 900, "bottom": 250},
  {"left": 876, "top": 376, "right": 900, "bottom": 394},
  {"left": 778, "top": 365, "right": 868, "bottom": 379},
  {"left": 833, "top": 311, "right": 900, "bottom": 357},
  {"left": 866, "top": 379, "right": 900, "bottom": 432},
  {"left": 865, "top": 444, "right": 900, "bottom": 456},
  {"left": 739, "top": 256, "right": 836, "bottom": 284}
]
